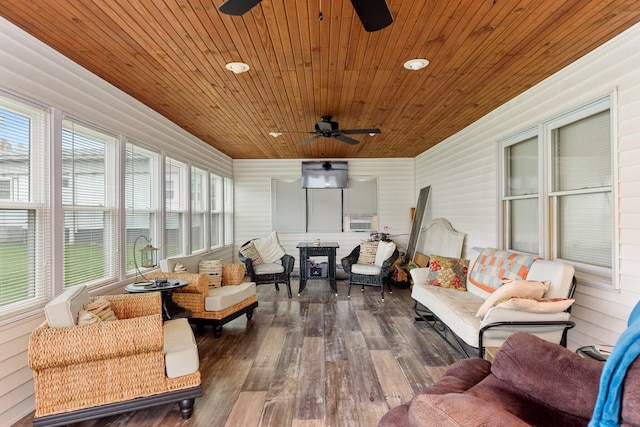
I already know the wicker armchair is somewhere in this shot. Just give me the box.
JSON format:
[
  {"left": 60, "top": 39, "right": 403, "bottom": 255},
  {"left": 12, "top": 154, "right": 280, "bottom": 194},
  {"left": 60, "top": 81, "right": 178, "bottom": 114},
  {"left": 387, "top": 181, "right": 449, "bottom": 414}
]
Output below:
[
  {"left": 239, "top": 239, "right": 295, "bottom": 298},
  {"left": 28, "top": 291, "right": 201, "bottom": 427},
  {"left": 147, "top": 267, "right": 258, "bottom": 338},
  {"left": 341, "top": 243, "right": 400, "bottom": 301}
]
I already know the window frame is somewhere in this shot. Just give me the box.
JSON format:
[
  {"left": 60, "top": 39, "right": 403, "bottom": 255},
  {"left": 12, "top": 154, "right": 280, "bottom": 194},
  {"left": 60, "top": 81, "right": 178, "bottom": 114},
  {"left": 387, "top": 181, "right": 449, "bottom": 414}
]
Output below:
[
  {"left": 499, "top": 94, "right": 616, "bottom": 290},
  {"left": 0, "top": 91, "right": 51, "bottom": 320},
  {"left": 60, "top": 115, "right": 119, "bottom": 290}
]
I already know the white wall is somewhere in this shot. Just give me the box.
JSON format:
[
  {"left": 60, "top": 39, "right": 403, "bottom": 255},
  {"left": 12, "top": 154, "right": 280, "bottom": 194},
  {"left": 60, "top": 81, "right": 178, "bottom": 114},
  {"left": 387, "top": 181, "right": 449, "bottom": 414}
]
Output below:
[
  {"left": 416, "top": 22, "right": 640, "bottom": 350},
  {"left": 0, "top": 18, "right": 233, "bottom": 427},
  {"left": 233, "top": 158, "right": 415, "bottom": 264}
]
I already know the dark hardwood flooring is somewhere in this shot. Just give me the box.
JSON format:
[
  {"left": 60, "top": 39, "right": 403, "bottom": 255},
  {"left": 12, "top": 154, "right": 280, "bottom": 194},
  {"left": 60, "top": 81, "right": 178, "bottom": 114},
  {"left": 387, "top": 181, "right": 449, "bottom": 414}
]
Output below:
[{"left": 14, "top": 278, "right": 463, "bottom": 427}]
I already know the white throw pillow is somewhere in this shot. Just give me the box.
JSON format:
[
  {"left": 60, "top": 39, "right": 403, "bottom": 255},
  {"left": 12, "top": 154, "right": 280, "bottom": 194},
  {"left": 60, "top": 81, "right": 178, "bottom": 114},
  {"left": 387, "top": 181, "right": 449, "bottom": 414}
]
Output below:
[
  {"left": 475, "top": 279, "right": 549, "bottom": 319},
  {"left": 253, "top": 231, "right": 286, "bottom": 264},
  {"left": 374, "top": 241, "right": 396, "bottom": 267},
  {"left": 495, "top": 297, "right": 575, "bottom": 313}
]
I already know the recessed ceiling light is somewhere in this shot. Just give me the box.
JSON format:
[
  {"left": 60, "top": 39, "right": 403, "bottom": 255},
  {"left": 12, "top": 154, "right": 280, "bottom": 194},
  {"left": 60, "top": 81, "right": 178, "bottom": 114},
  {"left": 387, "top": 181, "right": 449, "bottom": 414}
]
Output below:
[
  {"left": 404, "top": 58, "right": 429, "bottom": 71},
  {"left": 269, "top": 132, "right": 282, "bottom": 137},
  {"left": 225, "top": 62, "right": 250, "bottom": 74}
]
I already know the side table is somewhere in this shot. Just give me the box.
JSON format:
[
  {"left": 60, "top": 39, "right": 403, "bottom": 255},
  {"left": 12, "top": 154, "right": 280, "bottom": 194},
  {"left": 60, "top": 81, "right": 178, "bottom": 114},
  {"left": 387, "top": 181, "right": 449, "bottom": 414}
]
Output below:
[
  {"left": 125, "top": 279, "right": 191, "bottom": 320},
  {"left": 297, "top": 241, "right": 339, "bottom": 296}
]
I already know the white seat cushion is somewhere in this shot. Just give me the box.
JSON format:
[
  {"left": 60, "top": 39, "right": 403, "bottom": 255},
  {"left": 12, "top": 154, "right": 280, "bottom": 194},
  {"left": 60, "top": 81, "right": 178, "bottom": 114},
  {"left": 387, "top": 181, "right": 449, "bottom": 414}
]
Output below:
[
  {"left": 254, "top": 262, "right": 285, "bottom": 275},
  {"left": 44, "top": 285, "right": 90, "bottom": 328},
  {"left": 163, "top": 318, "right": 199, "bottom": 378},
  {"left": 205, "top": 282, "right": 257, "bottom": 312},
  {"left": 352, "top": 263, "right": 382, "bottom": 275}
]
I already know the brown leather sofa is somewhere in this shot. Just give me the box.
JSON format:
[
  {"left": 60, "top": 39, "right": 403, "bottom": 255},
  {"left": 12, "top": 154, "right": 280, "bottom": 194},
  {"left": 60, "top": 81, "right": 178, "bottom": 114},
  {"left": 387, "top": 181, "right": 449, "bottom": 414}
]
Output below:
[{"left": 379, "top": 331, "right": 640, "bottom": 427}]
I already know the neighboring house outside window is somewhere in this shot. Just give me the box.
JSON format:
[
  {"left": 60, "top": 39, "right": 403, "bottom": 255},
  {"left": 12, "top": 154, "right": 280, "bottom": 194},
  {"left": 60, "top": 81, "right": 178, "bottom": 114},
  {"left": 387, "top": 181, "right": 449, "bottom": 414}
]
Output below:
[
  {"left": 125, "top": 142, "right": 160, "bottom": 275},
  {"left": 61, "top": 117, "right": 118, "bottom": 288},
  {"left": 165, "top": 157, "right": 187, "bottom": 258},
  {"left": 0, "top": 93, "right": 50, "bottom": 320},
  {"left": 191, "top": 166, "right": 207, "bottom": 253}
]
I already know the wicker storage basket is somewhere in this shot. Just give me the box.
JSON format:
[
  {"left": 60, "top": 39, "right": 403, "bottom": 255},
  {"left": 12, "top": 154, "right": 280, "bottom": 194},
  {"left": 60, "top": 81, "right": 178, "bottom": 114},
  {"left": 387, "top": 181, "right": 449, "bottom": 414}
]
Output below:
[{"left": 222, "top": 263, "right": 245, "bottom": 285}]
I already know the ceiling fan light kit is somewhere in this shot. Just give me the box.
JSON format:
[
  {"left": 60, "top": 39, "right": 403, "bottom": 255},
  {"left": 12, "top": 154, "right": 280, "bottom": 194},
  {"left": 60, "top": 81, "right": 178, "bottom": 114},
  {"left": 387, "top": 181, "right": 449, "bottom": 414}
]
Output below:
[{"left": 404, "top": 59, "right": 429, "bottom": 71}]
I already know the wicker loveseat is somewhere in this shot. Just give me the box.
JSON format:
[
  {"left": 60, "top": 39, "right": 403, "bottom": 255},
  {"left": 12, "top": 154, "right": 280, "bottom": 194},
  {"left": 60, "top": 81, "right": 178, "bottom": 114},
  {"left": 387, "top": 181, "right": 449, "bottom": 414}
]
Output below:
[
  {"left": 148, "top": 268, "right": 258, "bottom": 338},
  {"left": 28, "top": 287, "right": 201, "bottom": 427}
]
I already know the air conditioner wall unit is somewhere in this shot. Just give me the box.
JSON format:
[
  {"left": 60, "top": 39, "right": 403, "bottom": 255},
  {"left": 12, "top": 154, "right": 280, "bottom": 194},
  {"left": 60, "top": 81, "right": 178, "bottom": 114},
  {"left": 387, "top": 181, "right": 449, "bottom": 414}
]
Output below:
[{"left": 343, "top": 215, "right": 378, "bottom": 232}]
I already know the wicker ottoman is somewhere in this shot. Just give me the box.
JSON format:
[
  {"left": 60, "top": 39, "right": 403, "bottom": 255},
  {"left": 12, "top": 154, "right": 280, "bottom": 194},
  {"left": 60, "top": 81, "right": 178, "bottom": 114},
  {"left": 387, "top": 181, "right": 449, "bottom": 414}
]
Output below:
[{"left": 191, "top": 281, "right": 258, "bottom": 337}]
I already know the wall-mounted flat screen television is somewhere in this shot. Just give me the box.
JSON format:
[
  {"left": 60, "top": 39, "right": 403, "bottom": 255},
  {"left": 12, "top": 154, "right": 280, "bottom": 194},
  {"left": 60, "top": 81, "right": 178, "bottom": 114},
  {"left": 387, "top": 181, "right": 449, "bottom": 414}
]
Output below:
[{"left": 301, "top": 161, "right": 348, "bottom": 189}]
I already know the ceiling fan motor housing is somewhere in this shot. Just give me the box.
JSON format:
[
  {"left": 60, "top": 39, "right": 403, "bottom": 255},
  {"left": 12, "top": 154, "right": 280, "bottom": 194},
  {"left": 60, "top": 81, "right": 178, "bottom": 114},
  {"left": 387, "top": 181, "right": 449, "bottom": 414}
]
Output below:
[{"left": 316, "top": 117, "right": 339, "bottom": 136}]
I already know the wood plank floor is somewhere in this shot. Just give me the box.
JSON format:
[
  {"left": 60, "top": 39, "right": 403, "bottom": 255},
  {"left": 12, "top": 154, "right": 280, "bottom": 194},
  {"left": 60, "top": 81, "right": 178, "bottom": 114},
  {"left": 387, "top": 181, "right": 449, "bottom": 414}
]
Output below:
[{"left": 14, "top": 278, "right": 463, "bottom": 427}]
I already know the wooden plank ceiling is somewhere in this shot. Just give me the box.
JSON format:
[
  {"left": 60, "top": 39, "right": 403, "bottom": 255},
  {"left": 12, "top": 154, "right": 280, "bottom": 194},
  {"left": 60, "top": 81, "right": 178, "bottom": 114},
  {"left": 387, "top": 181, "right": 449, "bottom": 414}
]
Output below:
[{"left": 1, "top": 1, "right": 639, "bottom": 159}]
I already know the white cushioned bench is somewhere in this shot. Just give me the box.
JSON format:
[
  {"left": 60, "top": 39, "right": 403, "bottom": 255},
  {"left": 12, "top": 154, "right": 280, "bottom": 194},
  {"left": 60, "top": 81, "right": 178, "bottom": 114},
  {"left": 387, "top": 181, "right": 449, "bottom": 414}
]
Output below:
[{"left": 411, "top": 247, "right": 576, "bottom": 357}]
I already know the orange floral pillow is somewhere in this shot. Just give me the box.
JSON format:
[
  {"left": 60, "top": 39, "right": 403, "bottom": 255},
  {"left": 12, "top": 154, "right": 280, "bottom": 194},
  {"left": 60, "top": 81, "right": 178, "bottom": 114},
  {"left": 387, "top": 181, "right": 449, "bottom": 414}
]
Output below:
[{"left": 426, "top": 255, "right": 469, "bottom": 291}]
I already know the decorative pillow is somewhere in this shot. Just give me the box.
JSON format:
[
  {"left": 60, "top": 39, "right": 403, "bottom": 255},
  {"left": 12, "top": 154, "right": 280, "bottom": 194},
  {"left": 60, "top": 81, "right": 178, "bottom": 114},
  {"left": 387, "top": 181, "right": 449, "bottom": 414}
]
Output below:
[
  {"left": 358, "top": 241, "right": 379, "bottom": 264},
  {"left": 200, "top": 259, "right": 224, "bottom": 287},
  {"left": 475, "top": 279, "right": 550, "bottom": 318},
  {"left": 468, "top": 248, "right": 538, "bottom": 293},
  {"left": 83, "top": 298, "right": 118, "bottom": 322},
  {"left": 253, "top": 231, "right": 286, "bottom": 264},
  {"left": 240, "top": 241, "right": 263, "bottom": 266},
  {"left": 495, "top": 296, "right": 575, "bottom": 313},
  {"left": 173, "top": 262, "right": 188, "bottom": 272},
  {"left": 374, "top": 241, "right": 396, "bottom": 266},
  {"left": 77, "top": 309, "right": 101, "bottom": 325},
  {"left": 426, "top": 255, "right": 469, "bottom": 291}
]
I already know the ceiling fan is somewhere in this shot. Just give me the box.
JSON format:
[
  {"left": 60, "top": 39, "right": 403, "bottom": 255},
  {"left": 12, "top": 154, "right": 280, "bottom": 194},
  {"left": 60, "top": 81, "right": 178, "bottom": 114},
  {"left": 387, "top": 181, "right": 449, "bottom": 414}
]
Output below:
[
  {"left": 218, "top": 0, "right": 393, "bottom": 32},
  {"left": 295, "top": 116, "right": 381, "bottom": 146}
]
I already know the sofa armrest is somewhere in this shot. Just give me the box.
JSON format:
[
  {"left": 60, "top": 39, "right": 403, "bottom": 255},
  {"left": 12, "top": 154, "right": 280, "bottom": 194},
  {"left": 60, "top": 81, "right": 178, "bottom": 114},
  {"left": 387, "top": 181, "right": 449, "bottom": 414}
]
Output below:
[
  {"left": 29, "top": 313, "right": 163, "bottom": 370},
  {"left": 146, "top": 271, "right": 209, "bottom": 295},
  {"left": 479, "top": 307, "right": 575, "bottom": 356},
  {"left": 281, "top": 254, "right": 295, "bottom": 273},
  {"left": 341, "top": 246, "right": 360, "bottom": 274},
  {"left": 102, "top": 292, "right": 161, "bottom": 318},
  {"left": 379, "top": 249, "right": 399, "bottom": 276},
  {"left": 409, "top": 267, "right": 430, "bottom": 285}
]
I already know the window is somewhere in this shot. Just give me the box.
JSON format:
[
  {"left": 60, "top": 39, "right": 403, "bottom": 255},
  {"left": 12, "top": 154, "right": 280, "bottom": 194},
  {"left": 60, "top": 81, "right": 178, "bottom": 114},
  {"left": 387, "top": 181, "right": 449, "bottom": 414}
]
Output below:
[
  {"left": 125, "top": 142, "right": 159, "bottom": 275},
  {"left": 165, "top": 157, "right": 187, "bottom": 257},
  {"left": 500, "top": 96, "right": 613, "bottom": 287},
  {"left": 271, "top": 179, "right": 306, "bottom": 233},
  {"left": 0, "top": 93, "right": 49, "bottom": 319},
  {"left": 210, "top": 174, "right": 222, "bottom": 247},
  {"left": 550, "top": 109, "right": 612, "bottom": 268},
  {"left": 61, "top": 117, "right": 118, "bottom": 288},
  {"left": 191, "top": 166, "right": 207, "bottom": 252},
  {"left": 501, "top": 134, "right": 539, "bottom": 254},
  {"left": 223, "top": 177, "right": 233, "bottom": 245}
]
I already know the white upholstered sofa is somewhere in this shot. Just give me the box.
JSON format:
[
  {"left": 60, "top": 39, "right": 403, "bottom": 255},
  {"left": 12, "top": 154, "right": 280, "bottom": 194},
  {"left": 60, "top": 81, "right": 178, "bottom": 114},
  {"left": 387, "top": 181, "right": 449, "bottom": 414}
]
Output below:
[{"left": 411, "top": 247, "right": 576, "bottom": 357}]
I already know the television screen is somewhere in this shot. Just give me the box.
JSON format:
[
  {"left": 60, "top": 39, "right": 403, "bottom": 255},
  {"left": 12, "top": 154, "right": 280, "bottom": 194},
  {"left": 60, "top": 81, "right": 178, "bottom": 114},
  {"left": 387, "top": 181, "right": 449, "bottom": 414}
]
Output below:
[{"left": 301, "top": 161, "right": 348, "bottom": 189}]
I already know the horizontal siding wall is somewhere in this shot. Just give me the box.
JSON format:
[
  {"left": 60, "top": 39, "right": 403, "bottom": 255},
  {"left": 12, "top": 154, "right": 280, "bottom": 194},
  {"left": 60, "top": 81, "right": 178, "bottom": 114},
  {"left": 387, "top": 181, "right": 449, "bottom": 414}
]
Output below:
[
  {"left": 0, "top": 18, "right": 233, "bottom": 427},
  {"left": 416, "top": 22, "right": 640, "bottom": 350},
  {"left": 233, "top": 158, "right": 415, "bottom": 265}
]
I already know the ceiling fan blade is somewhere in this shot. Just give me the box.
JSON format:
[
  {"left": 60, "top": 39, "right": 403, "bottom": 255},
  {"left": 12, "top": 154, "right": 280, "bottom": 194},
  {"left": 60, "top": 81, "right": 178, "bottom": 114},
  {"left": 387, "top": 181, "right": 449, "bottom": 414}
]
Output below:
[
  {"left": 299, "top": 135, "right": 322, "bottom": 146},
  {"left": 219, "top": 0, "right": 262, "bottom": 16},
  {"left": 342, "top": 128, "right": 381, "bottom": 135},
  {"left": 350, "top": 0, "right": 393, "bottom": 32},
  {"left": 333, "top": 134, "right": 360, "bottom": 145}
]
